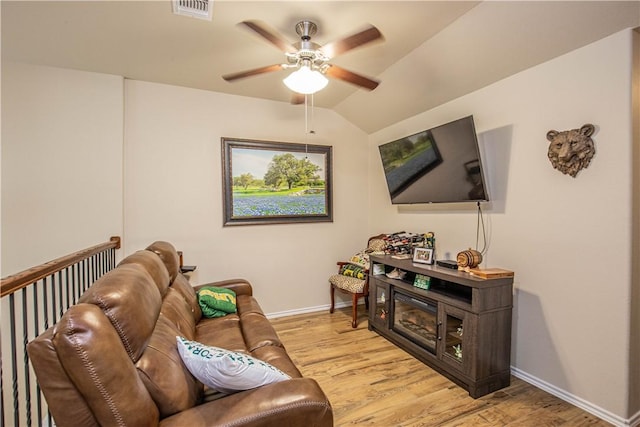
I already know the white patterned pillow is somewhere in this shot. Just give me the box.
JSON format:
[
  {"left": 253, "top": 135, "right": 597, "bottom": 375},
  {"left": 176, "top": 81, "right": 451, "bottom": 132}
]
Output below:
[{"left": 176, "top": 337, "right": 290, "bottom": 394}]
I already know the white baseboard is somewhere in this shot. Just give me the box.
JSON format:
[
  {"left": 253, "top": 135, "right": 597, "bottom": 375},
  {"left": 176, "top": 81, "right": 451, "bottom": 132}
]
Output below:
[
  {"left": 511, "top": 366, "right": 634, "bottom": 426},
  {"left": 266, "top": 302, "right": 349, "bottom": 319},
  {"left": 266, "top": 305, "right": 636, "bottom": 426}
]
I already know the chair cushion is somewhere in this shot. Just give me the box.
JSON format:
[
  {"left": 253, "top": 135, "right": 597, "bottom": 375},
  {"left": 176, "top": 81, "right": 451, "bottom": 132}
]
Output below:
[
  {"left": 349, "top": 238, "right": 386, "bottom": 268},
  {"left": 329, "top": 274, "right": 365, "bottom": 293}
]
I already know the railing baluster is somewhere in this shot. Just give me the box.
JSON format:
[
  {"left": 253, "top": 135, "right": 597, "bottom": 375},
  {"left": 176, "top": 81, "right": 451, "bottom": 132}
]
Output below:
[
  {"left": 73, "top": 263, "right": 79, "bottom": 304},
  {"left": 33, "top": 282, "right": 43, "bottom": 426},
  {"left": 42, "top": 276, "right": 49, "bottom": 332},
  {"left": 2, "top": 357, "right": 5, "bottom": 427},
  {"left": 83, "top": 258, "right": 89, "bottom": 295},
  {"left": 9, "top": 293, "right": 20, "bottom": 426},
  {"left": 64, "top": 267, "right": 70, "bottom": 316},
  {"left": 22, "top": 287, "right": 32, "bottom": 427},
  {"left": 49, "top": 274, "right": 56, "bottom": 327}
]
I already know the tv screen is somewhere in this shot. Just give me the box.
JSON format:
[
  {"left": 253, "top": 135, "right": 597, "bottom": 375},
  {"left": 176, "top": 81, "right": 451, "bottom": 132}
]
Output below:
[{"left": 378, "top": 115, "right": 488, "bottom": 204}]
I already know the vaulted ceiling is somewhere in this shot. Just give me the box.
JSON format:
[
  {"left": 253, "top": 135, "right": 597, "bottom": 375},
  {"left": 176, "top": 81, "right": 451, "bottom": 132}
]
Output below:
[{"left": 3, "top": 1, "right": 639, "bottom": 133}]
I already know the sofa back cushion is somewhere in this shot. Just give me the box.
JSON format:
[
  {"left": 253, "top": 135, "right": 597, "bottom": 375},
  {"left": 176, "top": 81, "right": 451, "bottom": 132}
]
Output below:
[
  {"left": 136, "top": 314, "right": 203, "bottom": 418},
  {"left": 170, "top": 273, "right": 202, "bottom": 322},
  {"left": 27, "top": 327, "right": 101, "bottom": 427},
  {"left": 161, "top": 287, "right": 197, "bottom": 338},
  {"left": 52, "top": 303, "right": 160, "bottom": 426},
  {"left": 146, "top": 241, "right": 180, "bottom": 281},
  {"left": 118, "top": 250, "right": 170, "bottom": 297},
  {"left": 78, "top": 263, "right": 161, "bottom": 361}
]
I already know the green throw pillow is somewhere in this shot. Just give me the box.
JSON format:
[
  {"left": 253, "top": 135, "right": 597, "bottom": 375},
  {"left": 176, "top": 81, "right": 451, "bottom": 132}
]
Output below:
[
  {"left": 339, "top": 263, "right": 366, "bottom": 280},
  {"left": 198, "top": 287, "right": 237, "bottom": 318}
]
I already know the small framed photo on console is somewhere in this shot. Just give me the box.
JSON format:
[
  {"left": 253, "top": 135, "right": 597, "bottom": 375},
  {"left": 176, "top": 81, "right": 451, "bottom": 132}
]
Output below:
[{"left": 413, "top": 247, "right": 434, "bottom": 265}]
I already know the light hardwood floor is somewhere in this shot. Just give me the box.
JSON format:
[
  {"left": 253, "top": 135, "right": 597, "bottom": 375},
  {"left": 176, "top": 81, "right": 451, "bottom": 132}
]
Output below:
[{"left": 269, "top": 307, "right": 611, "bottom": 427}]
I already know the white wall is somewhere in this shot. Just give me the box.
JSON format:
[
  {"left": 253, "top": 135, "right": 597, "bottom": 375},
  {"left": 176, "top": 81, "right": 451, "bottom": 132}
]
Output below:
[
  {"left": 368, "top": 29, "right": 635, "bottom": 421},
  {"left": 630, "top": 28, "right": 640, "bottom": 422},
  {"left": 1, "top": 62, "right": 124, "bottom": 275},
  {"left": 123, "top": 80, "right": 370, "bottom": 314}
]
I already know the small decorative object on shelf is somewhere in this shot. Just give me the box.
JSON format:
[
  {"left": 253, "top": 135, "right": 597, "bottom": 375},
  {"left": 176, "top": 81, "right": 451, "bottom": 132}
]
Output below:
[
  {"left": 413, "top": 274, "right": 431, "bottom": 290},
  {"left": 453, "top": 344, "right": 463, "bottom": 359},
  {"left": 424, "top": 232, "right": 435, "bottom": 249},
  {"left": 385, "top": 268, "right": 406, "bottom": 279},
  {"left": 456, "top": 249, "right": 482, "bottom": 269},
  {"left": 413, "top": 247, "right": 434, "bottom": 265},
  {"left": 372, "top": 263, "right": 385, "bottom": 275},
  {"left": 468, "top": 268, "right": 514, "bottom": 279}
]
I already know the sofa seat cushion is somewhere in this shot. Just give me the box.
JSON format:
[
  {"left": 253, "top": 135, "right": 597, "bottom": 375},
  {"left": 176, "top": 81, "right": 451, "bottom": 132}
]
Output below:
[
  {"left": 240, "top": 312, "right": 284, "bottom": 352},
  {"left": 176, "top": 337, "right": 291, "bottom": 394},
  {"left": 158, "top": 378, "right": 333, "bottom": 427},
  {"left": 250, "top": 345, "right": 302, "bottom": 379},
  {"left": 196, "top": 315, "right": 248, "bottom": 353}
]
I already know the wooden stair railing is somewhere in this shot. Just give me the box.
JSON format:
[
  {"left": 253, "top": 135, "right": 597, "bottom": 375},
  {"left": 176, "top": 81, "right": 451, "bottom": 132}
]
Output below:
[{"left": 1, "top": 236, "right": 121, "bottom": 427}]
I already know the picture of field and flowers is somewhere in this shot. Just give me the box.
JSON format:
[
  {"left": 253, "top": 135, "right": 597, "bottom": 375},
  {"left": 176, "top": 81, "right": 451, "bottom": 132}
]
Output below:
[{"left": 222, "top": 138, "right": 333, "bottom": 226}]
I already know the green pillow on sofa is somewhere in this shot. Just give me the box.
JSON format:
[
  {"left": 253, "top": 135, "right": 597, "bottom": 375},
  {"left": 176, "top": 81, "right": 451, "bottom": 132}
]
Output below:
[{"left": 197, "top": 287, "right": 237, "bottom": 318}]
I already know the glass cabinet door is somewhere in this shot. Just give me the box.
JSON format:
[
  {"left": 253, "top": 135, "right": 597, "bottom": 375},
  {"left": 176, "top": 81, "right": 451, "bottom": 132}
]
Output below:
[
  {"left": 439, "top": 304, "right": 472, "bottom": 374},
  {"left": 369, "top": 278, "right": 390, "bottom": 329}
]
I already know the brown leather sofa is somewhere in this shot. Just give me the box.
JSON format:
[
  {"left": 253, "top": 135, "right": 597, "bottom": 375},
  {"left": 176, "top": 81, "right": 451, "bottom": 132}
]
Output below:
[{"left": 27, "top": 241, "right": 333, "bottom": 427}]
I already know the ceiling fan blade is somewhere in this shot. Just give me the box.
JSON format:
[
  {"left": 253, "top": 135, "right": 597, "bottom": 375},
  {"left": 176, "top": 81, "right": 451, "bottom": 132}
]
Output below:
[
  {"left": 320, "top": 25, "right": 383, "bottom": 58},
  {"left": 222, "top": 64, "right": 285, "bottom": 82},
  {"left": 325, "top": 65, "right": 380, "bottom": 91},
  {"left": 240, "top": 20, "right": 297, "bottom": 54},
  {"left": 291, "top": 93, "right": 305, "bottom": 105}
]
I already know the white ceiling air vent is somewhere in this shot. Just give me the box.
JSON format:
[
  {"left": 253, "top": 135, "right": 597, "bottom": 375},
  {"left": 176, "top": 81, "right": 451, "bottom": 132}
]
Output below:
[{"left": 172, "top": 0, "right": 212, "bottom": 21}]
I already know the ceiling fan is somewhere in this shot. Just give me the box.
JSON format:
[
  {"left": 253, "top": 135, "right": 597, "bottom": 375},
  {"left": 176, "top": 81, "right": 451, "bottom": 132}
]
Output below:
[{"left": 222, "top": 20, "right": 384, "bottom": 99}]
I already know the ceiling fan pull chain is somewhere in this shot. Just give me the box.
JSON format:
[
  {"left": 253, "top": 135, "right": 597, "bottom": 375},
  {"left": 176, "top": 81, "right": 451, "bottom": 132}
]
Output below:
[
  {"left": 310, "top": 93, "right": 315, "bottom": 134},
  {"left": 304, "top": 94, "right": 309, "bottom": 135}
]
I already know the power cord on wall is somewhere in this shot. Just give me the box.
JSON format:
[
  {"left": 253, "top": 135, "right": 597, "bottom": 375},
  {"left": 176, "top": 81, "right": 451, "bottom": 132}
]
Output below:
[{"left": 476, "top": 201, "right": 487, "bottom": 256}]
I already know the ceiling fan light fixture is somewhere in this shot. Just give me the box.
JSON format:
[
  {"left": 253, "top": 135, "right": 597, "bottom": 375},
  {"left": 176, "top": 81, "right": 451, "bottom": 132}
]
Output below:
[{"left": 283, "top": 66, "right": 328, "bottom": 94}]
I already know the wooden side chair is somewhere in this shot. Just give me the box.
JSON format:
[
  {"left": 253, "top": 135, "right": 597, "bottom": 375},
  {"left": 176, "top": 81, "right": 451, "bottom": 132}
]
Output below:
[{"left": 329, "top": 235, "right": 386, "bottom": 328}]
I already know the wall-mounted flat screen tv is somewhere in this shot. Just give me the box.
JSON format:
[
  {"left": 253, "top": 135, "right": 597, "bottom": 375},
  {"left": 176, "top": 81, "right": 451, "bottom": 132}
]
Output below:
[{"left": 378, "top": 115, "right": 488, "bottom": 204}]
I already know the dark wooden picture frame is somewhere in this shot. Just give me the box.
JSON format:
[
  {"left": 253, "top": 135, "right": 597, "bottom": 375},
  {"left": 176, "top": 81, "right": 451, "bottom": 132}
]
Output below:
[{"left": 222, "top": 138, "right": 333, "bottom": 226}]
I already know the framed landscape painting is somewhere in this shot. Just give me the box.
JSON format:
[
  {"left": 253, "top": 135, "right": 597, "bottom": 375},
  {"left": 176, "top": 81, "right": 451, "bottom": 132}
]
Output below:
[{"left": 222, "top": 138, "right": 333, "bottom": 226}]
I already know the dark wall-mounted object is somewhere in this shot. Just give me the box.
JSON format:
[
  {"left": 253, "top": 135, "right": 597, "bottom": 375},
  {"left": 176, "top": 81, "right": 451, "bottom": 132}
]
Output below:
[{"left": 545, "top": 124, "right": 596, "bottom": 178}]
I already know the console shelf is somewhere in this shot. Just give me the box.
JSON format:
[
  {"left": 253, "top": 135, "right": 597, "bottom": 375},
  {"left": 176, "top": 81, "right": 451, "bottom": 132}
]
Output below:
[{"left": 368, "top": 255, "right": 513, "bottom": 398}]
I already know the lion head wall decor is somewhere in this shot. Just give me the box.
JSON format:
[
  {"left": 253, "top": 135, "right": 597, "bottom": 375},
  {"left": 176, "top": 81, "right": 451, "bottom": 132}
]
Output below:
[{"left": 545, "top": 124, "right": 596, "bottom": 178}]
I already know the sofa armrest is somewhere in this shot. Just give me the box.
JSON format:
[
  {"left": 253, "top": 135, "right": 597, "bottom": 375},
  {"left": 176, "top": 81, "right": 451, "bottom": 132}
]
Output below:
[
  {"left": 194, "top": 278, "right": 253, "bottom": 297},
  {"left": 159, "top": 378, "right": 333, "bottom": 427}
]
